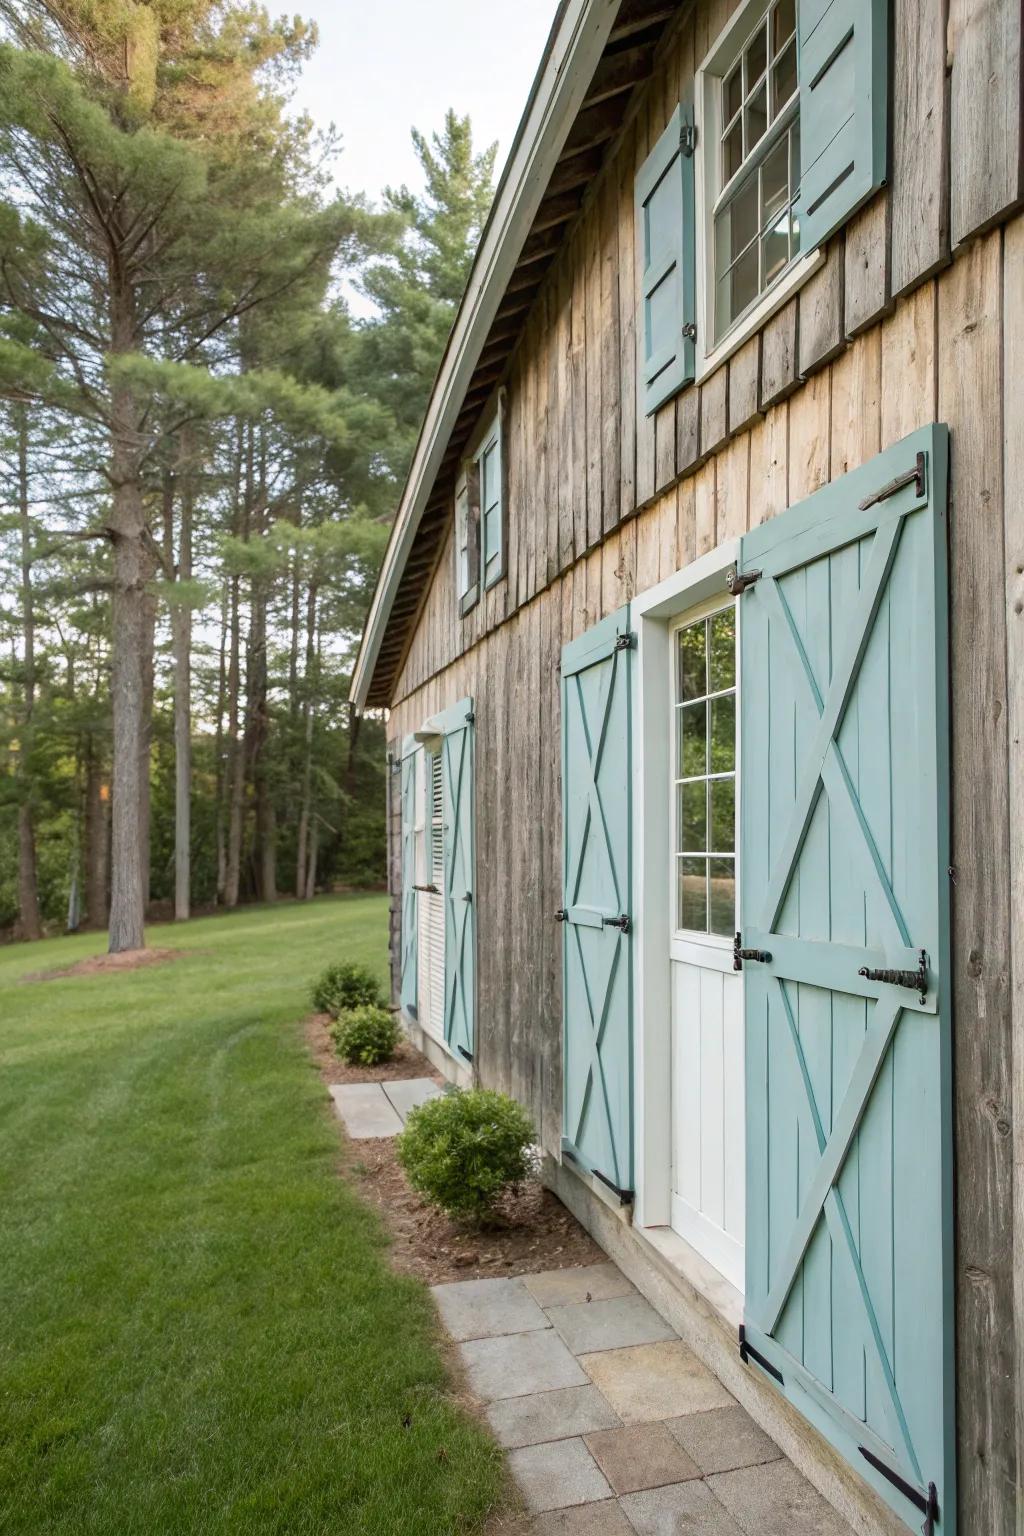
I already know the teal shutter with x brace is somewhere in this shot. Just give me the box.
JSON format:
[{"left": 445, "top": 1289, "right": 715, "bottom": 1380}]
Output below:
[
  {"left": 798, "top": 0, "right": 888, "bottom": 252},
  {"left": 735, "top": 425, "right": 953, "bottom": 1535},
  {"left": 435, "top": 697, "right": 475, "bottom": 1063},
  {"left": 636, "top": 102, "right": 696, "bottom": 416},
  {"left": 560, "top": 607, "right": 634, "bottom": 1202},
  {"left": 399, "top": 737, "right": 420, "bottom": 1016}
]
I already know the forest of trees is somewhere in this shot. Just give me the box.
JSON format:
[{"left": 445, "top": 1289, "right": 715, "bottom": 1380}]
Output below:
[{"left": 0, "top": 0, "right": 496, "bottom": 947}]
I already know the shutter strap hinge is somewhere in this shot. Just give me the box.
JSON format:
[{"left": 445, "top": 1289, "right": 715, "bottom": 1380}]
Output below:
[
  {"left": 727, "top": 566, "right": 761, "bottom": 595},
  {"left": 733, "top": 932, "right": 772, "bottom": 970},
  {"left": 614, "top": 629, "right": 636, "bottom": 651},
  {"left": 591, "top": 1167, "right": 634, "bottom": 1205},
  {"left": 738, "top": 1325, "right": 784, "bottom": 1384},
  {"left": 858, "top": 1448, "right": 938, "bottom": 1535},
  {"left": 858, "top": 451, "right": 927, "bottom": 510},
  {"left": 679, "top": 121, "right": 697, "bottom": 156}
]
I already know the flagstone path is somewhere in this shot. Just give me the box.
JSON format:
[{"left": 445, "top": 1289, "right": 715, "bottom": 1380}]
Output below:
[
  {"left": 329, "top": 1077, "right": 442, "bottom": 1138},
  {"left": 433, "top": 1261, "right": 855, "bottom": 1535}
]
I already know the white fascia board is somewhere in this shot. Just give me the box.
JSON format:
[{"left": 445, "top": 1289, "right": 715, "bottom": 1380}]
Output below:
[{"left": 350, "top": 0, "right": 622, "bottom": 711}]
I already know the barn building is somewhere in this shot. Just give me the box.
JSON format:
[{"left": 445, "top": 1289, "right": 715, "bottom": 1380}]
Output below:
[{"left": 351, "top": 2, "right": 1023, "bottom": 1530}]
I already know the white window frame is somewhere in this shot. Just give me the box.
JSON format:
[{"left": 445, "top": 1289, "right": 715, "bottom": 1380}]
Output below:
[
  {"left": 694, "top": 0, "right": 822, "bottom": 382},
  {"left": 632, "top": 540, "right": 743, "bottom": 1239},
  {"left": 669, "top": 594, "right": 738, "bottom": 963}
]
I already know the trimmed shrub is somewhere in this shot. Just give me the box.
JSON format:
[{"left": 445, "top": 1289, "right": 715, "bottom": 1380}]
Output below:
[
  {"left": 330, "top": 1005, "right": 402, "bottom": 1067},
  {"left": 311, "top": 961, "right": 383, "bottom": 1018},
  {"left": 396, "top": 1088, "right": 535, "bottom": 1223}
]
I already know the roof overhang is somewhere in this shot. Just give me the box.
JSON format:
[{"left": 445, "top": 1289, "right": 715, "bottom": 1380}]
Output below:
[
  {"left": 350, "top": 0, "right": 622, "bottom": 711},
  {"left": 351, "top": 0, "right": 681, "bottom": 710}
]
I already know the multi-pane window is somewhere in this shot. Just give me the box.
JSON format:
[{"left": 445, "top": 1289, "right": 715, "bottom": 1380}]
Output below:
[
  {"left": 712, "top": 0, "right": 800, "bottom": 342},
  {"left": 673, "top": 607, "right": 737, "bottom": 937}
]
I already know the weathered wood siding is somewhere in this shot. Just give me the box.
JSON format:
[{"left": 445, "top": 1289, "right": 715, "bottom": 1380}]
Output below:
[{"left": 384, "top": 4, "right": 1024, "bottom": 1529}]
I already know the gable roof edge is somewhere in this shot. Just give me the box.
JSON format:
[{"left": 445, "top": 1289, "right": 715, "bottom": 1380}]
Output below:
[{"left": 350, "top": 0, "right": 622, "bottom": 712}]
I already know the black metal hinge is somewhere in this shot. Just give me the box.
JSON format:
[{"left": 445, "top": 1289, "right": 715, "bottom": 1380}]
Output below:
[
  {"left": 679, "top": 121, "right": 697, "bottom": 156},
  {"left": 738, "top": 1325, "right": 784, "bottom": 1385},
  {"left": 457, "top": 1045, "right": 474, "bottom": 1064},
  {"left": 733, "top": 932, "right": 772, "bottom": 971},
  {"left": 554, "top": 908, "right": 568, "bottom": 923},
  {"left": 605, "top": 913, "right": 632, "bottom": 934},
  {"left": 858, "top": 949, "right": 928, "bottom": 1004},
  {"left": 681, "top": 321, "right": 697, "bottom": 342},
  {"left": 591, "top": 1167, "right": 634, "bottom": 1206},
  {"left": 726, "top": 566, "right": 762, "bottom": 595},
  {"left": 465, "top": 710, "right": 475, "bottom": 724},
  {"left": 412, "top": 882, "right": 439, "bottom": 894},
  {"left": 614, "top": 629, "right": 636, "bottom": 651},
  {"left": 859, "top": 1448, "right": 938, "bottom": 1535},
  {"left": 858, "top": 451, "right": 926, "bottom": 511}
]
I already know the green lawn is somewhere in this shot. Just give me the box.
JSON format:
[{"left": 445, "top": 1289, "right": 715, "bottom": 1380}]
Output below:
[{"left": 0, "top": 896, "right": 506, "bottom": 1535}]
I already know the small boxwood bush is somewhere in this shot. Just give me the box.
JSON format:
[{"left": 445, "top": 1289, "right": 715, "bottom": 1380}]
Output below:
[
  {"left": 311, "top": 960, "right": 383, "bottom": 1018},
  {"left": 396, "top": 1088, "right": 535, "bottom": 1224},
  {"left": 330, "top": 1005, "right": 402, "bottom": 1066}
]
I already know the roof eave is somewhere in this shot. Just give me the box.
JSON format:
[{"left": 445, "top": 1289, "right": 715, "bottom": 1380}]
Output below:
[{"left": 350, "top": 0, "right": 622, "bottom": 712}]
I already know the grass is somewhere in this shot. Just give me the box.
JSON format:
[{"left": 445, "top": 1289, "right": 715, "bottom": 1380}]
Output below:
[{"left": 0, "top": 896, "right": 506, "bottom": 1535}]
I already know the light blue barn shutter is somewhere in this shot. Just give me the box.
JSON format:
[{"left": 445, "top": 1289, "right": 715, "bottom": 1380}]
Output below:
[
  {"left": 635, "top": 102, "right": 695, "bottom": 416},
  {"left": 399, "top": 737, "right": 420, "bottom": 1016},
  {"left": 560, "top": 607, "right": 634, "bottom": 1201},
  {"left": 736, "top": 425, "right": 953, "bottom": 1534},
  {"left": 480, "top": 417, "right": 504, "bottom": 590},
  {"left": 437, "top": 697, "right": 475, "bottom": 1062},
  {"left": 798, "top": 0, "right": 888, "bottom": 252}
]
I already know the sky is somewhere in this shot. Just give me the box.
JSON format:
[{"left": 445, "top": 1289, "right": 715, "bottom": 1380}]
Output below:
[{"left": 289, "top": 0, "right": 561, "bottom": 205}]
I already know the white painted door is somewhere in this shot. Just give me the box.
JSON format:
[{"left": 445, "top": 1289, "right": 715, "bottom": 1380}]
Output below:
[{"left": 669, "top": 601, "right": 745, "bottom": 1291}]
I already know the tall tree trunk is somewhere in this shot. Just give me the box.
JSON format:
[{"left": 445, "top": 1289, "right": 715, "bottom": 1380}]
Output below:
[
  {"left": 84, "top": 735, "right": 108, "bottom": 928},
  {"left": 245, "top": 580, "right": 274, "bottom": 901},
  {"left": 224, "top": 424, "right": 247, "bottom": 909},
  {"left": 172, "top": 444, "right": 194, "bottom": 921},
  {"left": 107, "top": 282, "right": 150, "bottom": 954},
  {"left": 138, "top": 584, "right": 156, "bottom": 910},
  {"left": 214, "top": 581, "right": 228, "bottom": 904},
  {"left": 224, "top": 573, "right": 244, "bottom": 908},
  {"left": 304, "top": 818, "right": 318, "bottom": 902},
  {"left": 15, "top": 407, "right": 42, "bottom": 941},
  {"left": 295, "top": 584, "right": 317, "bottom": 899}
]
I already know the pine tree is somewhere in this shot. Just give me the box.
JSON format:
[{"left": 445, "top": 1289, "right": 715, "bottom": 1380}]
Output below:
[
  {"left": 0, "top": 7, "right": 365, "bottom": 949},
  {"left": 356, "top": 111, "right": 496, "bottom": 482}
]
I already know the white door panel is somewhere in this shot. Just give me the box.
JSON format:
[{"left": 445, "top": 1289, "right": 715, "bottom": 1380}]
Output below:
[{"left": 670, "top": 958, "right": 745, "bottom": 1290}]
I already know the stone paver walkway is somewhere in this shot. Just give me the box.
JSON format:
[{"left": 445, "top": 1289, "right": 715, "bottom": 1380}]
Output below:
[
  {"left": 432, "top": 1261, "right": 855, "bottom": 1535},
  {"left": 329, "top": 1077, "right": 441, "bottom": 1138}
]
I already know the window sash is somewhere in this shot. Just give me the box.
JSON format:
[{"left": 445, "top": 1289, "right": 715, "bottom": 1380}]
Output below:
[
  {"left": 705, "top": 0, "right": 803, "bottom": 348},
  {"left": 672, "top": 608, "right": 738, "bottom": 939}
]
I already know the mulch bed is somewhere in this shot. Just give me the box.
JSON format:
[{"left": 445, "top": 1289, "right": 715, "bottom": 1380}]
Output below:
[
  {"left": 306, "top": 1015, "right": 604, "bottom": 1286},
  {"left": 25, "top": 947, "right": 185, "bottom": 983},
  {"left": 305, "top": 1011, "right": 447, "bottom": 1085}
]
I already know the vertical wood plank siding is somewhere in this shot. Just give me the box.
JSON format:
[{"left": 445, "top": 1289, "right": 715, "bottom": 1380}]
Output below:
[{"left": 382, "top": 8, "right": 1024, "bottom": 1529}]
